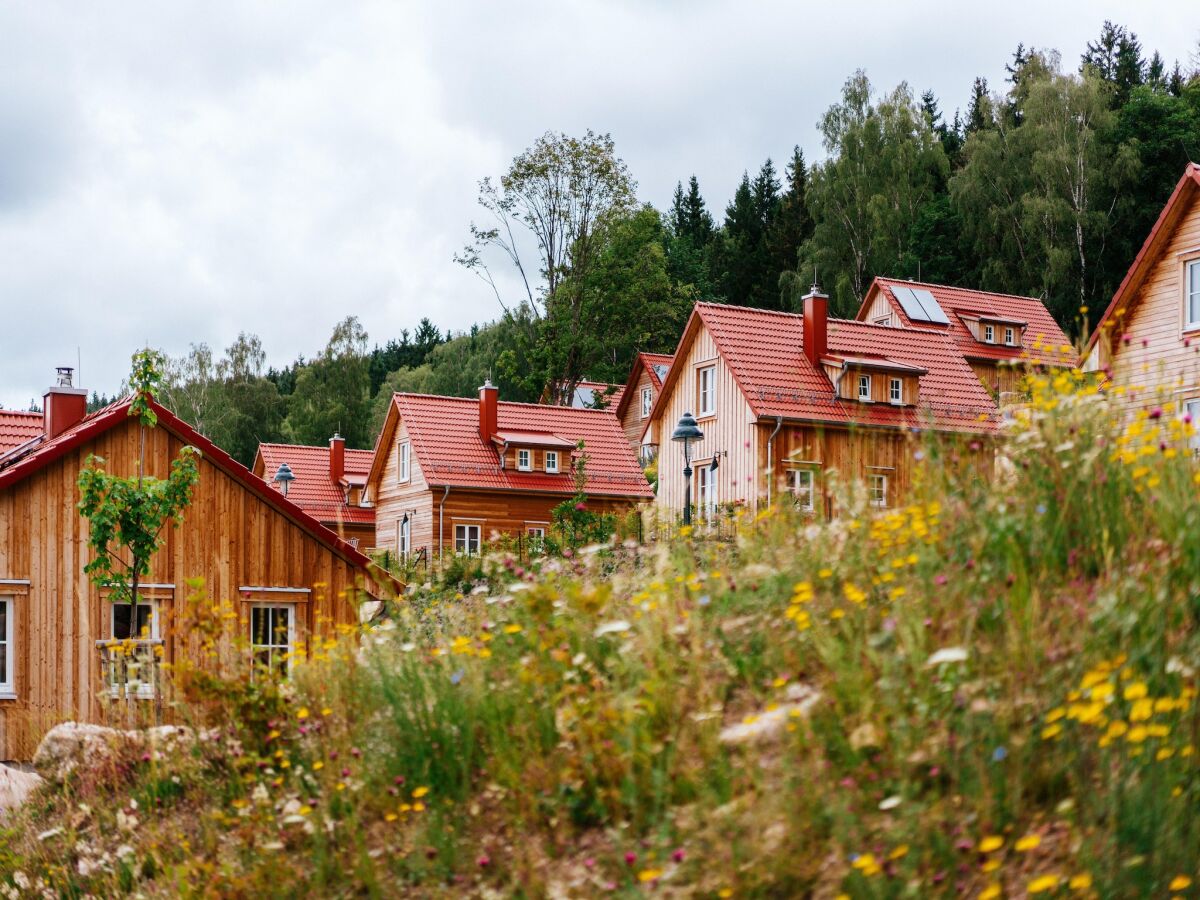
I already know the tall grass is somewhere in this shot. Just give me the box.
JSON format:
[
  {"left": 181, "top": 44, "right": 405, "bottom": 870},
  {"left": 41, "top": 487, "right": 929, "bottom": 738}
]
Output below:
[{"left": 2, "top": 370, "right": 1198, "bottom": 897}]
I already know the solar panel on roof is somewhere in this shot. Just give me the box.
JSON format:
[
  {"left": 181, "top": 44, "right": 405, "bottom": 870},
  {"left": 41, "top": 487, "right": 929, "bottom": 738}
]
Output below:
[
  {"left": 910, "top": 288, "right": 950, "bottom": 324},
  {"left": 890, "top": 285, "right": 928, "bottom": 322}
]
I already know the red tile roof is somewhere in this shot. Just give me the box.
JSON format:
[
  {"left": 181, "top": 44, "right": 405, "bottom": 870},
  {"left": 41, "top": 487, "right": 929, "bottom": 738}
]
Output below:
[
  {"left": 659, "top": 302, "right": 999, "bottom": 435},
  {"left": 384, "top": 393, "right": 654, "bottom": 498},
  {"left": 614, "top": 352, "right": 674, "bottom": 421},
  {"left": 0, "top": 410, "right": 43, "bottom": 457},
  {"left": 0, "top": 398, "right": 375, "bottom": 571},
  {"left": 1086, "top": 164, "right": 1200, "bottom": 355},
  {"left": 254, "top": 443, "right": 375, "bottom": 526},
  {"left": 862, "top": 278, "right": 1074, "bottom": 367}
]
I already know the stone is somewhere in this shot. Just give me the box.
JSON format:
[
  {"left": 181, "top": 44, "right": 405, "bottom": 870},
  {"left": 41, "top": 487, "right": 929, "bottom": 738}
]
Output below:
[
  {"left": 0, "top": 764, "right": 43, "bottom": 815},
  {"left": 33, "top": 721, "right": 194, "bottom": 783}
]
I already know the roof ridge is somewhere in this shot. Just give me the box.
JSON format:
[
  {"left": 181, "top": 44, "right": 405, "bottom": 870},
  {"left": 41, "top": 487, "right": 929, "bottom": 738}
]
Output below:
[
  {"left": 394, "top": 392, "right": 622, "bottom": 414},
  {"left": 833, "top": 318, "right": 952, "bottom": 337},
  {"left": 876, "top": 276, "right": 1045, "bottom": 305}
]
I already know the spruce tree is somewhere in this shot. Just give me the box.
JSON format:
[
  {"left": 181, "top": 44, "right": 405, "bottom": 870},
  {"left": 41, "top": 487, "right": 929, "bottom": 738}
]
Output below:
[
  {"left": 766, "top": 147, "right": 814, "bottom": 306},
  {"left": 965, "top": 77, "right": 993, "bottom": 134}
]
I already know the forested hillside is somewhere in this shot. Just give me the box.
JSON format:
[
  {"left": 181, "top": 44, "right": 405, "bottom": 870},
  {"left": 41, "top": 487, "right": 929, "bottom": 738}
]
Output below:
[{"left": 150, "top": 22, "right": 1199, "bottom": 463}]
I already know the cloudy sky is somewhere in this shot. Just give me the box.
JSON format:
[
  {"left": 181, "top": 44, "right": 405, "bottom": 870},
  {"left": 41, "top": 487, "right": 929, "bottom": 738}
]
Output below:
[{"left": 1, "top": 0, "right": 1195, "bottom": 408}]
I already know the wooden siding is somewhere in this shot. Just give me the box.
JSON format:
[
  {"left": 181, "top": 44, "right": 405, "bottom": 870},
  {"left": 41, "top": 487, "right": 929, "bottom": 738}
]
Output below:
[
  {"left": 864, "top": 291, "right": 898, "bottom": 326},
  {"left": 1103, "top": 192, "right": 1200, "bottom": 416},
  {"left": 968, "top": 360, "right": 1027, "bottom": 398},
  {"left": 651, "top": 323, "right": 760, "bottom": 517},
  {"left": 0, "top": 417, "right": 370, "bottom": 760},
  {"left": 620, "top": 369, "right": 658, "bottom": 450},
  {"left": 440, "top": 490, "right": 632, "bottom": 553},
  {"left": 827, "top": 367, "right": 920, "bottom": 405},
  {"left": 373, "top": 418, "right": 434, "bottom": 556}
]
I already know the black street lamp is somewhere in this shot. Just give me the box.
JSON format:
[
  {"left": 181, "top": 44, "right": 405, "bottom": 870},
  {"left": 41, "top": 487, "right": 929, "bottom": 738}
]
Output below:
[{"left": 671, "top": 412, "right": 704, "bottom": 526}]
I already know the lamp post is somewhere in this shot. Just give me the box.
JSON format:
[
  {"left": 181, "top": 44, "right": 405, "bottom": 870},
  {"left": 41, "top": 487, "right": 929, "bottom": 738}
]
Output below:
[
  {"left": 272, "top": 462, "right": 295, "bottom": 497},
  {"left": 671, "top": 412, "right": 704, "bottom": 526}
]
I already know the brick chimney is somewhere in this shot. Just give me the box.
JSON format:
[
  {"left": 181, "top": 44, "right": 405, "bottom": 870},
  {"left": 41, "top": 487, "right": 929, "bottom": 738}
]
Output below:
[
  {"left": 44, "top": 367, "right": 87, "bottom": 440},
  {"left": 478, "top": 380, "right": 498, "bottom": 442},
  {"left": 802, "top": 285, "right": 829, "bottom": 366},
  {"left": 329, "top": 433, "right": 345, "bottom": 482}
]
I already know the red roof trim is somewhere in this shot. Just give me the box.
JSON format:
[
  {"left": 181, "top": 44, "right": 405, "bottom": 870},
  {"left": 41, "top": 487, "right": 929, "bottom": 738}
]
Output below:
[
  {"left": 0, "top": 398, "right": 374, "bottom": 570},
  {"left": 1086, "top": 164, "right": 1200, "bottom": 355}
]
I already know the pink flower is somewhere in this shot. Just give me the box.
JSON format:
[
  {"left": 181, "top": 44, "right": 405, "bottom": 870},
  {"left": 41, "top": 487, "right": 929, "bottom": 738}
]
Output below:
[
  {"left": 624, "top": 852, "right": 637, "bottom": 866},
  {"left": 477, "top": 855, "right": 490, "bottom": 867},
  {"left": 1149, "top": 406, "right": 1163, "bottom": 420},
  {"left": 575, "top": 502, "right": 587, "bottom": 511},
  {"left": 584, "top": 858, "right": 596, "bottom": 868},
  {"left": 672, "top": 848, "right": 685, "bottom": 863}
]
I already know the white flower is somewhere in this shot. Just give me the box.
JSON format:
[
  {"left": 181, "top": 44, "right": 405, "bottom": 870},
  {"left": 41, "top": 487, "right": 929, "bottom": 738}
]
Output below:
[
  {"left": 37, "top": 827, "right": 62, "bottom": 842},
  {"left": 925, "top": 647, "right": 968, "bottom": 667},
  {"left": 116, "top": 844, "right": 135, "bottom": 860},
  {"left": 399, "top": 642, "right": 416, "bottom": 653},
  {"left": 878, "top": 795, "right": 902, "bottom": 811},
  {"left": 593, "top": 620, "right": 631, "bottom": 638}
]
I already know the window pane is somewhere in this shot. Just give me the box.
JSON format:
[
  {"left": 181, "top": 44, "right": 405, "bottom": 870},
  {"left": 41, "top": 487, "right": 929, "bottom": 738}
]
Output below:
[
  {"left": 1190, "top": 262, "right": 1200, "bottom": 323},
  {"left": 251, "top": 607, "right": 269, "bottom": 646},
  {"left": 113, "top": 604, "right": 132, "bottom": 639}
]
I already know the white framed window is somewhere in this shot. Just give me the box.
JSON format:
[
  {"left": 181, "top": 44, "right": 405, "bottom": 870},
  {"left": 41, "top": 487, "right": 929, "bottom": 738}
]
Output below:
[
  {"left": 984, "top": 324, "right": 994, "bottom": 343},
  {"left": 397, "top": 441, "right": 411, "bottom": 483},
  {"left": 698, "top": 365, "right": 716, "bottom": 417},
  {"left": 788, "top": 469, "right": 815, "bottom": 512},
  {"left": 889, "top": 377, "right": 903, "bottom": 405},
  {"left": 1188, "top": 260, "right": 1200, "bottom": 330},
  {"left": 517, "top": 448, "right": 532, "bottom": 471},
  {"left": 1185, "top": 398, "right": 1200, "bottom": 453},
  {"left": 1004, "top": 327, "right": 1015, "bottom": 346},
  {"left": 641, "top": 387, "right": 652, "bottom": 418},
  {"left": 545, "top": 451, "right": 559, "bottom": 473},
  {"left": 397, "top": 517, "right": 411, "bottom": 561},
  {"left": 250, "top": 604, "right": 296, "bottom": 677},
  {"left": 455, "top": 524, "right": 481, "bottom": 556},
  {"left": 111, "top": 599, "right": 158, "bottom": 642},
  {"left": 858, "top": 374, "right": 872, "bottom": 401},
  {"left": 526, "top": 525, "right": 547, "bottom": 555},
  {"left": 0, "top": 595, "right": 13, "bottom": 696},
  {"left": 107, "top": 598, "right": 161, "bottom": 698},
  {"left": 695, "top": 463, "right": 716, "bottom": 519},
  {"left": 869, "top": 473, "right": 888, "bottom": 508},
  {"left": 874, "top": 315, "right": 892, "bottom": 327}
]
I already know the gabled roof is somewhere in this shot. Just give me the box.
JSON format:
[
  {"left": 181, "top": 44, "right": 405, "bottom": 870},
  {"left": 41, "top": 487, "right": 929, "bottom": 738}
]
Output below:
[
  {"left": 254, "top": 443, "right": 375, "bottom": 526},
  {"left": 860, "top": 277, "right": 1074, "bottom": 367},
  {"left": 0, "top": 398, "right": 373, "bottom": 570},
  {"left": 647, "top": 302, "right": 999, "bottom": 436},
  {"left": 1086, "top": 164, "right": 1200, "bottom": 356},
  {"left": 613, "top": 352, "right": 674, "bottom": 421},
  {"left": 0, "top": 410, "right": 43, "bottom": 456},
  {"left": 370, "top": 393, "right": 653, "bottom": 499}
]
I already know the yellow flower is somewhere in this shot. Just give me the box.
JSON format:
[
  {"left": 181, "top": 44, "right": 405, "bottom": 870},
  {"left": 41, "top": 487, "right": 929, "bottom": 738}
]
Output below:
[
  {"left": 321, "top": 707, "right": 333, "bottom": 717},
  {"left": 979, "top": 883, "right": 1001, "bottom": 900},
  {"left": 412, "top": 801, "right": 425, "bottom": 812},
  {"left": 1041, "top": 723, "right": 1063, "bottom": 740},
  {"left": 981, "top": 859, "right": 1000, "bottom": 873},
  {"left": 637, "top": 869, "right": 663, "bottom": 883},
  {"left": 1169, "top": 876, "right": 1192, "bottom": 891},
  {"left": 1028, "top": 874, "right": 1062, "bottom": 893},
  {"left": 1129, "top": 699, "right": 1153, "bottom": 722},
  {"left": 818, "top": 568, "right": 833, "bottom": 579},
  {"left": 1068, "top": 872, "right": 1092, "bottom": 890},
  {"left": 503, "top": 624, "right": 523, "bottom": 634},
  {"left": 978, "top": 836, "right": 1004, "bottom": 853},
  {"left": 888, "top": 844, "right": 908, "bottom": 860},
  {"left": 1015, "top": 834, "right": 1041, "bottom": 852},
  {"left": 718, "top": 890, "right": 734, "bottom": 899},
  {"left": 384, "top": 812, "right": 398, "bottom": 822},
  {"left": 852, "top": 853, "right": 880, "bottom": 875},
  {"left": 412, "top": 786, "right": 430, "bottom": 798},
  {"left": 296, "top": 707, "right": 309, "bottom": 720},
  {"left": 312, "top": 761, "right": 324, "bottom": 771},
  {"left": 1123, "top": 682, "right": 1148, "bottom": 701}
]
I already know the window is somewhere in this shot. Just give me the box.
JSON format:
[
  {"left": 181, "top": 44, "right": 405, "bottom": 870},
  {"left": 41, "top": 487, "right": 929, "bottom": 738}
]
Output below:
[
  {"left": 1004, "top": 327, "right": 1015, "bottom": 346},
  {"left": 984, "top": 324, "right": 995, "bottom": 343},
  {"left": 397, "top": 441, "right": 411, "bottom": 483},
  {"left": 545, "top": 451, "right": 559, "bottom": 473},
  {"left": 698, "top": 365, "right": 716, "bottom": 417},
  {"left": 788, "top": 469, "right": 815, "bottom": 513},
  {"left": 695, "top": 463, "right": 716, "bottom": 519},
  {"left": 112, "top": 599, "right": 156, "bottom": 641},
  {"left": 1186, "top": 398, "right": 1200, "bottom": 453},
  {"left": 250, "top": 604, "right": 295, "bottom": 677},
  {"left": 517, "top": 448, "right": 532, "bottom": 471},
  {"left": 889, "top": 377, "right": 903, "bottom": 405},
  {"left": 1188, "top": 260, "right": 1200, "bottom": 329},
  {"left": 455, "top": 524, "right": 481, "bottom": 556},
  {"left": 0, "top": 596, "right": 12, "bottom": 695},
  {"left": 397, "top": 517, "right": 411, "bottom": 561},
  {"left": 108, "top": 599, "right": 159, "bottom": 697},
  {"left": 858, "top": 374, "right": 872, "bottom": 401},
  {"left": 869, "top": 473, "right": 888, "bottom": 508},
  {"left": 526, "top": 525, "right": 546, "bottom": 555},
  {"left": 641, "top": 387, "right": 652, "bottom": 418},
  {"left": 874, "top": 315, "right": 892, "bottom": 327}
]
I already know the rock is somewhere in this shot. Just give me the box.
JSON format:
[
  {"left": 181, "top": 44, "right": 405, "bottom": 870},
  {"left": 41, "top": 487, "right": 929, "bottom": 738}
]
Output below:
[
  {"left": 719, "top": 685, "right": 821, "bottom": 746},
  {"left": 0, "top": 764, "right": 43, "bottom": 815},
  {"left": 33, "top": 721, "right": 194, "bottom": 783}
]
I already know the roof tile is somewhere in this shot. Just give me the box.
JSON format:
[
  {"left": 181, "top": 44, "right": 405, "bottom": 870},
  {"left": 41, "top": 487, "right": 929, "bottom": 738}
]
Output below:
[{"left": 256, "top": 443, "right": 374, "bottom": 525}]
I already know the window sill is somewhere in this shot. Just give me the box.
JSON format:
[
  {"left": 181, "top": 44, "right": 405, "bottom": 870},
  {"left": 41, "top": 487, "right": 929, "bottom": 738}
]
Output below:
[
  {"left": 1184, "top": 324, "right": 1200, "bottom": 337},
  {"left": 0, "top": 691, "right": 17, "bottom": 701},
  {"left": 695, "top": 414, "right": 716, "bottom": 422}
]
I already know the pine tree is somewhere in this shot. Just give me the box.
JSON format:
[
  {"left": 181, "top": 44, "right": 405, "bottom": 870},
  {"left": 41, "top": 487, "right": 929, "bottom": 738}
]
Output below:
[
  {"left": 765, "top": 147, "right": 814, "bottom": 305},
  {"left": 1082, "top": 22, "right": 1145, "bottom": 105},
  {"left": 922, "top": 89, "right": 964, "bottom": 170},
  {"left": 712, "top": 161, "right": 782, "bottom": 308},
  {"left": 666, "top": 175, "right": 716, "bottom": 297},
  {"left": 965, "top": 77, "right": 993, "bottom": 134}
]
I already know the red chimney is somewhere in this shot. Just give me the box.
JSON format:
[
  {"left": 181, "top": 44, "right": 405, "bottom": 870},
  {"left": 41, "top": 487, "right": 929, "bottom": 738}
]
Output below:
[
  {"left": 44, "top": 367, "right": 87, "bottom": 440},
  {"left": 478, "top": 380, "right": 498, "bottom": 442},
  {"left": 329, "top": 433, "right": 345, "bottom": 482},
  {"left": 802, "top": 286, "right": 829, "bottom": 366}
]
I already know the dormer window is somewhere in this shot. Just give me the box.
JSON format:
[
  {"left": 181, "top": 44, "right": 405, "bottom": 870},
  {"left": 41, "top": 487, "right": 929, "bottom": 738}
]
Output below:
[
  {"left": 858, "top": 374, "right": 872, "bottom": 401},
  {"left": 545, "top": 451, "right": 559, "bottom": 473},
  {"left": 641, "top": 387, "right": 652, "bottom": 418},
  {"left": 1004, "top": 327, "right": 1015, "bottom": 345},
  {"left": 889, "top": 377, "right": 903, "bottom": 405},
  {"left": 984, "top": 324, "right": 995, "bottom": 343},
  {"left": 517, "top": 449, "right": 532, "bottom": 471}
]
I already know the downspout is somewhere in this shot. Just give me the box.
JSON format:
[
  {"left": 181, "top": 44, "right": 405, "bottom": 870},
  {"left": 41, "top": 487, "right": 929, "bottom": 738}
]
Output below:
[
  {"left": 766, "top": 415, "right": 783, "bottom": 509},
  {"left": 438, "top": 485, "right": 450, "bottom": 561}
]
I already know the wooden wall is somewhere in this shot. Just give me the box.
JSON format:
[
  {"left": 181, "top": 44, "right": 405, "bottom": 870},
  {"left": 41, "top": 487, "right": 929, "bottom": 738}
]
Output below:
[
  {"left": 863, "top": 290, "right": 898, "bottom": 326},
  {"left": 0, "top": 417, "right": 371, "bottom": 760},
  {"left": 968, "top": 360, "right": 1027, "bottom": 398},
  {"left": 620, "top": 368, "right": 658, "bottom": 450},
  {"left": 440, "top": 490, "right": 635, "bottom": 553},
  {"left": 1103, "top": 192, "right": 1200, "bottom": 416},
  {"left": 373, "top": 418, "right": 435, "bottom": 556}
]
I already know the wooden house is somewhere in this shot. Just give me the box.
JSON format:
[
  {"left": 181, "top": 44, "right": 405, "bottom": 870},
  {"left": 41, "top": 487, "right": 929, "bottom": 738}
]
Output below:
[
  {"left": 252, "top": 437, "right": 375, "bottom": 549},
  {"left": 0, "top": 375, "right": 383, "bottom": 759},
  {"left": 612, "top": 352, "right": 673, "bottom": 459},
  {"left": 368, "top": 384, "right": 654, "bottom": 562},
  {"left": 642, "top": 293, "right": 999, "bottom": 520},
  {"left": 857, "top": 278, "right": 1075, "bottom": 398},
  {"left": 1085, "top": 164, "right": 1200, "bottom": 425}
]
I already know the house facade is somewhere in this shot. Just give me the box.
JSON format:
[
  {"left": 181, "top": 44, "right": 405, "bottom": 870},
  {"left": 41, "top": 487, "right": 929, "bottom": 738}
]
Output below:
[
  {"left": 0, "top": 377, "right": 382, "bottom": 759},
  {"left": 857, "top": 278, "right": 1075, "bottom": 398},
  {"left": 643, "top": 294, "right": 999, "bottom": 521},
  {"left": 252, "top": 437, "right": 375, "bottom": 549},
  {"left": 368, "top": 384, "right": 654, "bottom": 562},
  {"left": 613, "top": 352, "right": 673, "bottom": 459},
  {"left": 1085, "top": 164, "right": 1200, "bottom": 425}
]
